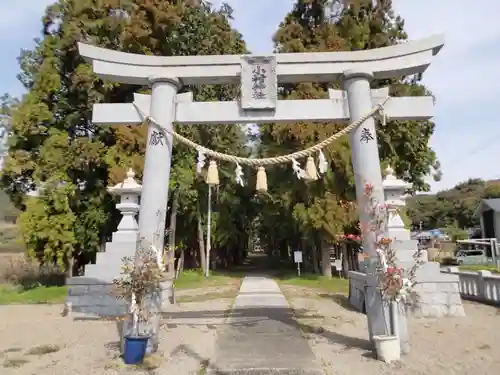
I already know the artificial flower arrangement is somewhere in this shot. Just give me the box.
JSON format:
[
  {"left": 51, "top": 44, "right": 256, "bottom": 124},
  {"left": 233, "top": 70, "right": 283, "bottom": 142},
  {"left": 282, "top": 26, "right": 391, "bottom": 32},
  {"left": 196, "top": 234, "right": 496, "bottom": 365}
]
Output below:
[
  {"left": 112, "top": 239, "right": 164, "bottom": 337},
  {"left": 362, "top": 182, "right": 423, "bottom": 304},
  {"left": 336, "top": 233, "right": 362, "bottom": 242}
]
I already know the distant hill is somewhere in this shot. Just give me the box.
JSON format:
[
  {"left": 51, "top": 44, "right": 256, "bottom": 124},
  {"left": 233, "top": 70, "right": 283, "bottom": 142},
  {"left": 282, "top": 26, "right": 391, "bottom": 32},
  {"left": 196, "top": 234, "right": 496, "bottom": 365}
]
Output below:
[{"left": 406, "top": 178, "right": 500, "bottom": 230}]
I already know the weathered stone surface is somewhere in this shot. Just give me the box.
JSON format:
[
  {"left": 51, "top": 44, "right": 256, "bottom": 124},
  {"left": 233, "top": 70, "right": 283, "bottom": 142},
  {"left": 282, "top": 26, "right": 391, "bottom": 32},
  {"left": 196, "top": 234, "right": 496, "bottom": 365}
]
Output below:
[
  {"left": 84, "top": 238, "right": 137, "bottom": 283},
  {"left": 350, "top": 249, "right": 465, "bottom": 318},
  {"left": 160, "top": 279, "right": 175, "bottom": 307},
  {"left": 207, "top": 276, "right": 323, "bottom": 375},
  {"left": 66, "top": 279, "right": 127, "bottom": 318}
]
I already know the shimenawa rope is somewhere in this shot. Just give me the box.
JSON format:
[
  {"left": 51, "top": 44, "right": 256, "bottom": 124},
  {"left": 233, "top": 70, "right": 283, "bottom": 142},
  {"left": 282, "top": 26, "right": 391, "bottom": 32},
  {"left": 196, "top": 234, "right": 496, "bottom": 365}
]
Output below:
[
  {"left": 132, "top": 97, "right": 389, "bottom": 167},
  {"left": 131, "top": 97, "right": 389, "bottom": 191}
]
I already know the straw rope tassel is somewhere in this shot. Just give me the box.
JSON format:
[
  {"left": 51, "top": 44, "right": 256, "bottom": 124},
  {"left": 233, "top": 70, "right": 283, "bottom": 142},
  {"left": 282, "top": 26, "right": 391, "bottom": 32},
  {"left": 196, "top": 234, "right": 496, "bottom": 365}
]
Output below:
[
  {"left": 206, "top": 160, "right": 220, "bottom": 185},
  {"left": 256, "top": 167, "right": 267, "bottom": 192},
  {"left": 305, "top": 156, "right": 318, "bottom": 181}
]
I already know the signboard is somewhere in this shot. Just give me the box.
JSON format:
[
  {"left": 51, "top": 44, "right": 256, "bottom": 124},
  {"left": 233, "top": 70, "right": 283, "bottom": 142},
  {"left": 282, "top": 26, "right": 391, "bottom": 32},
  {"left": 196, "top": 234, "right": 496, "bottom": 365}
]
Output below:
[
  {"left": 294, "top": 251, "right": 303, "bottom": 263},
  {"left": 240, "top": 55, "right": 277, "bottom": 110}
]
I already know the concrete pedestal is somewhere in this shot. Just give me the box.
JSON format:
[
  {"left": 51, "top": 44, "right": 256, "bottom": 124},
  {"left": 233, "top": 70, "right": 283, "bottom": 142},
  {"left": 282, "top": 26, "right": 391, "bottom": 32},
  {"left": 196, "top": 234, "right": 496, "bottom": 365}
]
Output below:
[
  {"left": 393, "top": 238, "right": 465, "bottom": 317},
  {"left": 66, "top": 230, "right": 138, "bottom": 317}
]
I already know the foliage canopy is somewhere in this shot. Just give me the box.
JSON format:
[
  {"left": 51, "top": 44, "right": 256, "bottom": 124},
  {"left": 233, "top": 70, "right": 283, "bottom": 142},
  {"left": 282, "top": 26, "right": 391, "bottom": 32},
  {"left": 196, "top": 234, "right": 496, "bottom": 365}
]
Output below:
[{"left": 1, "top": 0, "right": 444, "bottom": 277}]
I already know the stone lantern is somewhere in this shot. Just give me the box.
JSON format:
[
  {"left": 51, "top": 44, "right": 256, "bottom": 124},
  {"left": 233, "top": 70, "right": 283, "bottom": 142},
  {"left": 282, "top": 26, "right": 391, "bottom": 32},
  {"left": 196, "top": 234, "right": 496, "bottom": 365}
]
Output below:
[
  {"left": 382, "top": 166, "right": 412, "bottom": 241},
  {"left": 66, "top": 168, "right": 143, "bottom": 320},
  {"left": 108, "top": 168, "right": 142, "bottom": 236},
  {"left": 81, "top": 168, "right": 142, "bottom": 282}
]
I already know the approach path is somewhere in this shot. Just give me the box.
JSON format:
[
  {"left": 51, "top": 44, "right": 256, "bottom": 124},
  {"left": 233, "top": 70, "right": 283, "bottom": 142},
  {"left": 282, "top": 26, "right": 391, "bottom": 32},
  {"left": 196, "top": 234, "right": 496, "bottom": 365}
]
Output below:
[{"left": 207, "top": 275, "right": 324, "bottom": 375}]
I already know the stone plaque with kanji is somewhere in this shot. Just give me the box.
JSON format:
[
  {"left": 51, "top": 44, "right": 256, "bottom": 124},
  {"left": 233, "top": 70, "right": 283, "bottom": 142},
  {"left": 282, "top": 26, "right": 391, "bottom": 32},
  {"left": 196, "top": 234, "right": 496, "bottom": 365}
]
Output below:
[{"left": 240, "top": 56, "right": 277, "bottom": 110}]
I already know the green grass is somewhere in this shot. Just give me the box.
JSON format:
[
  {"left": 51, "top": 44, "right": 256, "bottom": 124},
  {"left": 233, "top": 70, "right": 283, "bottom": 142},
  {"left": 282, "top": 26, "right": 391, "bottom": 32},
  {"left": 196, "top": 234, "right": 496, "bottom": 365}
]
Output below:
[
  {"left": 173, "top": 269, "right": 244, "bottom": 290},
  {"left": 276, "top": 273, "right": 349, "bottom": 294},
  {"left": 0, "top": 268, "right": 243, "bottom": 304},
  {"left": 0, "top": 284, "right": 67, "bottom": 305},
  {"left": 458, "top": 264, "right": 500, "bottom": 273}
]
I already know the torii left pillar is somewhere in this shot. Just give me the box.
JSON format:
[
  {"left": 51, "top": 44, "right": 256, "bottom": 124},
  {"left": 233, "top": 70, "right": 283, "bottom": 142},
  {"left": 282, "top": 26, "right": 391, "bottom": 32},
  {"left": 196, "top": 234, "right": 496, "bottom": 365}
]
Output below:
[{"left": 139, "top": 77, "right": 181, "bottom": 256}]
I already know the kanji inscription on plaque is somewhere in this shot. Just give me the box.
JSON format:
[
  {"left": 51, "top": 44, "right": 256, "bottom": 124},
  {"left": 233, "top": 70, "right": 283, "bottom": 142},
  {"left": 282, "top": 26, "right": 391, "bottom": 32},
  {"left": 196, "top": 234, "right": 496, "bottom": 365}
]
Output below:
[{"left": 240, "top": 56, "right": 277, "bottom": 110}]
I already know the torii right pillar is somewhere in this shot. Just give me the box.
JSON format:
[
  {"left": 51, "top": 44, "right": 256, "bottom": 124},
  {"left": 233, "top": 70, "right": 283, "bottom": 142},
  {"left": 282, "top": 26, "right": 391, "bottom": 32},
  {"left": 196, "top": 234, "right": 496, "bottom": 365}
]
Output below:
[
  {"left": 343, "top": 68, "right": 465, "bottom": 354},
  {"left": 343, "top": 69, "right": 390, "bottom": 343}
]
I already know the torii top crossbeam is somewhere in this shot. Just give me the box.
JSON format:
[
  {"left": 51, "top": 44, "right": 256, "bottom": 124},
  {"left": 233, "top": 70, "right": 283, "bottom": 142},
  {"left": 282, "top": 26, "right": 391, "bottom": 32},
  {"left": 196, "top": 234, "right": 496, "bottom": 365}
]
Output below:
[{"left": 78, "top": 34, "right": 444, "bottom": 86}]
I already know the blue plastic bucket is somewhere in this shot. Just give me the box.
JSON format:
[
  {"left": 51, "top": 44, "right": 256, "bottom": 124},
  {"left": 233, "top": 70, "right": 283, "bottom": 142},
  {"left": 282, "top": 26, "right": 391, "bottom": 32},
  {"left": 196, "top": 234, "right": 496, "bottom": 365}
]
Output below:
[{"left": 123, "top": 335, "right": 149, "bottom": 365}]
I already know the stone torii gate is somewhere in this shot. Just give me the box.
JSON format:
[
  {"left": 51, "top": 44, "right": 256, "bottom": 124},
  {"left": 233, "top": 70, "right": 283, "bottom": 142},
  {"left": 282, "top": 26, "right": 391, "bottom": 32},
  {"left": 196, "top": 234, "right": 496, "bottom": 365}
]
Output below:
[{"left": 69, "top": 35, "right": 444, "bottom": 344}]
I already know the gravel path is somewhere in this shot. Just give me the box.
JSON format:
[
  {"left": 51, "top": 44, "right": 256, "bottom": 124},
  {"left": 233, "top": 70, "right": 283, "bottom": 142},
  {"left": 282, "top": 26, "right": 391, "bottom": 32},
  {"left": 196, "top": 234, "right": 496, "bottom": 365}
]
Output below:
[
  {"left": 1, "top": 285, "right": 498, "bottom": 375},
  {"left": 281, "top": 285, "right": 500, "bottom": 375},
  {"left": 0, "top": 298, "right": 232, "bottom": 375}
]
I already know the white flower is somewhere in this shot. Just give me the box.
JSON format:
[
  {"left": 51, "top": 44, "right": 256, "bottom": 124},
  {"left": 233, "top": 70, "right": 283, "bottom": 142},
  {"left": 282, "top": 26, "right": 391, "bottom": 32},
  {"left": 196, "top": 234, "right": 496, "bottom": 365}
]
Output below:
[{"left": 376, "top": 248, "right": 388, "bottom": 272}]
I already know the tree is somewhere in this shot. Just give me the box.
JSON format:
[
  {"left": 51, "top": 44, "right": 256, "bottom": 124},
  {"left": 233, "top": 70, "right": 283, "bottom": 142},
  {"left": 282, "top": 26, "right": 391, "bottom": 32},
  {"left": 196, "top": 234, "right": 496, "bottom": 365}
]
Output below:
[
  {"left": 256, "top": 0, "right": 440, "bottom": 275},
  {"left": 2, "top": 0, "right": 254, "bottom": 273},
  {"left": 407, "top": 178, "right": 500, "bottom": 230}
]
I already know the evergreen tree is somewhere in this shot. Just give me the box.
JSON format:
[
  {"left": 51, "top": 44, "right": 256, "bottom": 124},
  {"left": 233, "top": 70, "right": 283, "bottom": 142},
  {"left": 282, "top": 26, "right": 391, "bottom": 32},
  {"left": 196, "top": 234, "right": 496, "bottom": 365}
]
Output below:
[
  {"left": 2, "top": 0, "right": 253, "bottom": 273},
  {"left": 257, "top": 0, "right": 440, "bottom": 275}
]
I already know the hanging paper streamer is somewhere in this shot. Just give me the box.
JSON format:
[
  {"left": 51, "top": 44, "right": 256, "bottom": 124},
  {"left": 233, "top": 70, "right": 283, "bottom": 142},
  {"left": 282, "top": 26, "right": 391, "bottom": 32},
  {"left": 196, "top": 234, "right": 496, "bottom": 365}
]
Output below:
[
  {"left": 291, "top": 158, "right": 305, "bottom": 179},
  {"left": 196, "top": 150, "right": 206, "bottom": 174},
  {"left": 378, "top": 106, "right": 387, "bottom": 126},
  {"left": 318, "top": 150, "right": 328, "bottom": 175},
  {"left": 235, "top": 163, "right": 244, "bottom": 186}
]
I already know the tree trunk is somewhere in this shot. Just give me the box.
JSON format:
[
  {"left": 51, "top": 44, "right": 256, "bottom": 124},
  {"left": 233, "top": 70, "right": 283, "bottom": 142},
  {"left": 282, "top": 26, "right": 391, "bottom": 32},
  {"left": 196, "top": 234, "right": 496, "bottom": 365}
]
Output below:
[
  {"left": 341, "top": 243, "right": 350, "bottom": 277},
  {"left": 279, "top": 239, "right": 288, "bottom": 260},
  {"left": 311, "top": 237, "right": 320, "bottom": 274},
  {"left": 175, "top": 248, "right": 184, "bottom": 279},
  {"left": 300, "top": 236, "right": 310, "bottom": 272},
  {"left": 167, "top": 190, "right": 179, "bottom": 277},
  {"left": 196, "top": 203, "right": 207, "bottom": 274},
  {"left": 320, "top": 237, "right": 332, "bottom": 278},
  {"left": 67, "top": 256, "right": 74, "bottom": 278}
]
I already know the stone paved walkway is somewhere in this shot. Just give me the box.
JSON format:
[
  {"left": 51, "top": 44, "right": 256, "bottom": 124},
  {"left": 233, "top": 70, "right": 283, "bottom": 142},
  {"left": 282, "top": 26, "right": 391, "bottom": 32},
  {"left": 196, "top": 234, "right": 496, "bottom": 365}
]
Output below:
[{"left": 207, "top": 276, "right": 324, "bottom": 375}]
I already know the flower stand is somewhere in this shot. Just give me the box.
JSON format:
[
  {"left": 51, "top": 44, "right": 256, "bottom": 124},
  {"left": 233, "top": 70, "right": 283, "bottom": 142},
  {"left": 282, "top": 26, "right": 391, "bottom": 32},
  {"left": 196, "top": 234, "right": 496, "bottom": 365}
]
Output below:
[
  {"left": 373, "top": 334, "right": 400, "bottom": 363},
  {"left": 123, "top": 335, "right": 150, "bottom": 364}
]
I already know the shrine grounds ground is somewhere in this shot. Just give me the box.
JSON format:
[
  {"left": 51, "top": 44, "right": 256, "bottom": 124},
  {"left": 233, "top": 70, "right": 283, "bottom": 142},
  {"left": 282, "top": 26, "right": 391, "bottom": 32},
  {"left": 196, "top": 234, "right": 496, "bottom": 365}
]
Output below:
[{"left": 0, "top": 274, "right": 498, "bottom": 375}]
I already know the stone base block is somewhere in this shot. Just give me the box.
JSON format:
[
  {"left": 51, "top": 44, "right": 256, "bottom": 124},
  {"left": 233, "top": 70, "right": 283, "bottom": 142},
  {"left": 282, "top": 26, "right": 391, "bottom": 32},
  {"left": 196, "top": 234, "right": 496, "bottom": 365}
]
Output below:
[
  {"left": 160, "top": 279, "right": 175, "bottom": 307},
  {"left": 348, "top": 270, "right": 466, "bottom": 318},
  {"left": 66, "top": 277, "right": 127, "bottom": 318},
  {"left": 411, "top": 276, "right": 466, "bottom": 317}
]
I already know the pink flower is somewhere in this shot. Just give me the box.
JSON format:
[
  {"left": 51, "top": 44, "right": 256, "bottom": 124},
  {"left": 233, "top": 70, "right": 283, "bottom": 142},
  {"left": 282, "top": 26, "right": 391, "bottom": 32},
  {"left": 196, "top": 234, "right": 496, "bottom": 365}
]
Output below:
[
  {"left": 363, "top": 183, "right": 373, "bottom": 196},
  {"left": 359, "top": 221, "right": 371, "bottom": 232}
]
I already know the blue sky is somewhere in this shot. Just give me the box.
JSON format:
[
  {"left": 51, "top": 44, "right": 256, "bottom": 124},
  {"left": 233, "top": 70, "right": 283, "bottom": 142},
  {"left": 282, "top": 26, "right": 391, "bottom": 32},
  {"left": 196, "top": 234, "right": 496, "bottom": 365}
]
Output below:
[{"left": 1, "top": 0, "right": 499, "bottom": 192}]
